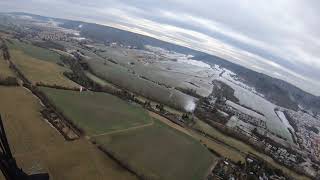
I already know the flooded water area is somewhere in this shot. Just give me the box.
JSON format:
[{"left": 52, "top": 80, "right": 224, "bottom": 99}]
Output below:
[
  {"left": 68, "top": 42, "right": 296, "bottom": 145},
  {"left": 81, "top": 45, "right": 220, "bottom": 112}
]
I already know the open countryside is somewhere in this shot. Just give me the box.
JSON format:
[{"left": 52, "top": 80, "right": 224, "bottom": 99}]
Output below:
[{"left": 0, "top": 4, "right": 319, "bottom": 180}]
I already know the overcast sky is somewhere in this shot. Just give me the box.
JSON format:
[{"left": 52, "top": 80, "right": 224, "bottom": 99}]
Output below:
[{"left": 1, "top": 0, "right": 320, "bottom": 95}]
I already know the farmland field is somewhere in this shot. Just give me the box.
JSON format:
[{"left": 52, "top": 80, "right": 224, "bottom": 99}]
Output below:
[
  {"left": 0, "top": 56, "right": 15, "bottom": 78},
  {"left": 40, "top": 87, "right": 153, "bottom": 136},
  {"left": 40, "top": 87, "right": 215, "bottom": 180},
  {"left": 6, "top": 39, "right": 61, "bottom": 63},
  {"left": 10, "top": 50, "right": 78, "bottom": 88},
  {"left": 0, "top": 86, "right": 137, "bottom": 180},
  {"left": 84, "top": 71, "right": 121, "bottom": 92},
  {"left": 150, "top": 112, "right": 245, "bottom": 163},
  {"left": 85, "top": 71, "right": 110, "bottom": 86},
  {"left": 94, "top": 118, "right": 216, "bottom": 180}
]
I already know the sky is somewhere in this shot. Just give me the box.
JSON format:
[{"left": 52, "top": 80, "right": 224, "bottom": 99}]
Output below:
[{"left": 1, "top": 0, "right": 320, "bottom": 95}]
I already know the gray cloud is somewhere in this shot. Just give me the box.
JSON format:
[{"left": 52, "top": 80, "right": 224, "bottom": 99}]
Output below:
[{"left": 0, "top": 0, "right": 319, "bottom": 95}]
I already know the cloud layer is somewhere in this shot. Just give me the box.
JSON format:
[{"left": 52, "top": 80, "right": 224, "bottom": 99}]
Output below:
[{"left": 1, "top": 0, "right": 319, "bottom": 95}]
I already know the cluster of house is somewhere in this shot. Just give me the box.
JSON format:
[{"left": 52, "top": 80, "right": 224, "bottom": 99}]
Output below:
[
  {"left": 220, "top": 103, "right": 267, "bottom": 129},
  {"left": 208, "top": 154, "right": 288, "bottom": 180},
  {"left": 198, "top": 94, "right": 320, "bottom": 177},
  {"left": 36, "top": 31, "right": 68, "bottom": 41}
]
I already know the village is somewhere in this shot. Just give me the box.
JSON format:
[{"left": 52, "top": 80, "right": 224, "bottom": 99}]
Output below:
[
  {"left": 194, "top": 83, "right": 320, "bottom": 178},
  {"left": 208, "top": 154, "right": 288, "bottom": 180}
]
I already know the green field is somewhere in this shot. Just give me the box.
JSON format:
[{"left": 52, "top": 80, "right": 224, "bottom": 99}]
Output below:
[
  {"left": 40, "top": 87, "right": 152, "bottom": 136},
  {"left": 94, "top": 119, "right": 215, "bottom": 180},
  {"left": 6, "top": 39, "right": 61, "bottom": 63},
  {"left": 40, "top": 87, "right": 215, "bottom": 180},
  {"left": 0, "top": 86, "right": 137, "bottom": 180},
  {"left": 10, "top": 50, "right": 78, "bottom": 88}
]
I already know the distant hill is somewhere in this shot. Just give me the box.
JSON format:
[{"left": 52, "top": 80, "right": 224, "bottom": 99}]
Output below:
[
  {"left": 61, "top": 21, "right": 202, "bottom": 56},
  {"left": 6, "top": 12, "right": 320, "bottom": 115},
  {"left": 195, "top": 54, "right": 320, "bottom": 114}
]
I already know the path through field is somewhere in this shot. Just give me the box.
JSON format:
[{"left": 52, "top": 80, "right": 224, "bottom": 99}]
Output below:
[{"left": 91, "top": 120, "right": 154, "bottom": 137}]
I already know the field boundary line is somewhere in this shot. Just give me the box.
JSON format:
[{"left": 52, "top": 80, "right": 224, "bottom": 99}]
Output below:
[
  {"left": 148, "top": 111, "right": 193, "bottom": 136},
  {"left": 91, "top": 120, "right": 154, "bottom": 138}
]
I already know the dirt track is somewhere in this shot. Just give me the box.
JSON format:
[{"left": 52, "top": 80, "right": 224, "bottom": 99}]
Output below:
[{"left": 91, "top": 120, "right": 154, "bottom": 138}]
